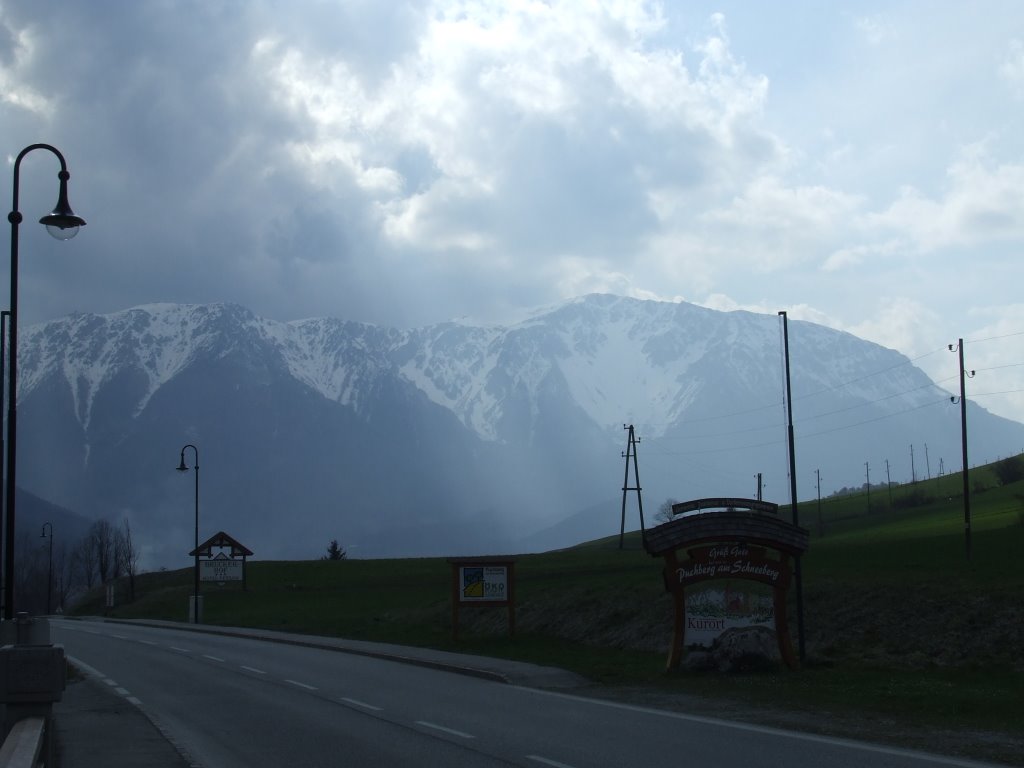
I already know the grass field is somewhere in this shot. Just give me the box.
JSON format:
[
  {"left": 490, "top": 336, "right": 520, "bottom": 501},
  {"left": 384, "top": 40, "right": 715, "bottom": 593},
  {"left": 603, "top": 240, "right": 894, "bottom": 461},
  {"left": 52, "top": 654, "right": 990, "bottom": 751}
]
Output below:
[{"left": 74, "top": 456, "right": 1024, "bottom": 764}]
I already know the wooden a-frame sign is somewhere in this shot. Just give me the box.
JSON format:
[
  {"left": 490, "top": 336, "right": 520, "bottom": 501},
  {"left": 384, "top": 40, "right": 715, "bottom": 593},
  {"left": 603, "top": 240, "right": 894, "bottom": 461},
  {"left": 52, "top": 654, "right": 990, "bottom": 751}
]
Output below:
[{"left": 189, "top": 531, "right": 253, "bottom": 590}]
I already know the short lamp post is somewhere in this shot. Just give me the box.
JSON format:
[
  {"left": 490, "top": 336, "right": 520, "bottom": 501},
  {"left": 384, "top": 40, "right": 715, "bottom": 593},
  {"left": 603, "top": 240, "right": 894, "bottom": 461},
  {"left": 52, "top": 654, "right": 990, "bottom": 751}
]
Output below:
[
  {"left": 4, "top": 144, "right": 85, "bottom": 620},
  {"left": 40, "top": 522, "right": 53, "bottom": 615},
  {"left": 177, "top": 444, "right": 200, "bottom": 623}
]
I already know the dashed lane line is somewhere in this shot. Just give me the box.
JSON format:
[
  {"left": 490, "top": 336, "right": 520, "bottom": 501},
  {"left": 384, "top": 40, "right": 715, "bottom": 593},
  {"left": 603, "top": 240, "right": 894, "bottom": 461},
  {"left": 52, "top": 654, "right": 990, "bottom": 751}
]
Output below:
[
  {"left": 415, "top": 721, "right": 475, "bottom": 739},
  {"left": 241, "top": 666, "right": 266, "bottom": 674},
  {"left": 340, "top": 697, "right": 383, "bottom": 711},
  {"left": 285, "top": 679, "right": 318, "bottom": 691},
  {"left": 202, "top": 654, "right": 225, "bottom": 662},
  {"left": 527, "top": 756, "right": 577, "bottom": 768}
]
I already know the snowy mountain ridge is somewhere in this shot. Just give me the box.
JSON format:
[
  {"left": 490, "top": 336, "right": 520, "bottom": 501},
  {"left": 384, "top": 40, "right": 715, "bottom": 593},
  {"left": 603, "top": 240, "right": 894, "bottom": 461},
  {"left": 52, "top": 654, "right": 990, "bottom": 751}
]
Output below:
[{"left": 21, "top": 294, "right": 955, "bottom": 442}]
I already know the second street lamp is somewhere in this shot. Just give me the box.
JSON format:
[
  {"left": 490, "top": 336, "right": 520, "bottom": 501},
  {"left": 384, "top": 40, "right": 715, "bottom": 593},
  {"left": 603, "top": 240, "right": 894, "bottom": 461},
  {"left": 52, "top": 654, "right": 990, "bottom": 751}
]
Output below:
[
  {"left": 177, "top": 444, "right": 200, "bottom": 623},
  {"left": 41, "top": 522, "right": 53, "bottom": 615}
]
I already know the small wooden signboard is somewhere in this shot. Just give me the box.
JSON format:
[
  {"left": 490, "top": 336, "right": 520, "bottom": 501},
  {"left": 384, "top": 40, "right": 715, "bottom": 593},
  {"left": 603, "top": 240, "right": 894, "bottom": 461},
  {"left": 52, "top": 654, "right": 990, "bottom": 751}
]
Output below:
[
  {"left": 448, "top": 557, "right": 516, "bottom": 640},
  {"left": 190, "top": 531, "right": 253, "bottom": 591}
]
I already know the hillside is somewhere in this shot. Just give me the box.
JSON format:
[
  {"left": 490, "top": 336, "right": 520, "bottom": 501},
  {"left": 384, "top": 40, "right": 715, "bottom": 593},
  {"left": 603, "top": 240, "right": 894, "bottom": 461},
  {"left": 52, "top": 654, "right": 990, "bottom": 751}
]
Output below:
[{"left": 73, "top": 457, "right": 1024, "bottom": 764}]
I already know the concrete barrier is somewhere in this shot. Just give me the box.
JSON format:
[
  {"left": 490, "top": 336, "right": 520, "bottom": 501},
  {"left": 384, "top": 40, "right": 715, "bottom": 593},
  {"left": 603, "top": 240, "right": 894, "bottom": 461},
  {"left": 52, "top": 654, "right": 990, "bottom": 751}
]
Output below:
[
  {"left": 0, "top": 716, "right": 45, "bottom": 767},
  {"left": 0, "top": 616, "right": 65, "bottom": 767}
]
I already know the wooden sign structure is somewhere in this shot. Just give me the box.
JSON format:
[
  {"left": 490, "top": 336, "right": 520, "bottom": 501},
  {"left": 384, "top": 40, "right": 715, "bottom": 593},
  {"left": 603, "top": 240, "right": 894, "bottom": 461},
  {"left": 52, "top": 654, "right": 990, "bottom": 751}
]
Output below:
[
  {"left": 643, "top": 498, "right": 808, "bottom": 669},
  {"left": 448, "top": 557, "right": 516, "bottom": 640},
  {"left": 189, "top": 531, "right": 253, "bottom": 591}
]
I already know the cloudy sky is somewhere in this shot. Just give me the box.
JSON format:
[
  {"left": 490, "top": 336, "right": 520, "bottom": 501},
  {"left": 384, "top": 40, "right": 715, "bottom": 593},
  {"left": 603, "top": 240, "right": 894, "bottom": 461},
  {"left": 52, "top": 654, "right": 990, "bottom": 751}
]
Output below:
[{"left": 2, "top": 0, "right": 1023, "bottom": 422}]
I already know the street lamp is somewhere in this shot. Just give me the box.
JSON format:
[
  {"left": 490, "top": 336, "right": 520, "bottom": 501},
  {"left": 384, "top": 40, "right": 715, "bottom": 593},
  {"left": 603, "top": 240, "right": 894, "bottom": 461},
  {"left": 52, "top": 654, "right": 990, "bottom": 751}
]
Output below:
[
  {"left": 4, "top": 144, "right": 85, "bottom": 620},
  {"left": 177, "top": 444, "right": 200, "bottom": 623},
  {"left": 40, "top": 522, "right": 53, "bottom": 615},
  {"left": 0, "top": 309, "right": 8, "bottom": 618}
]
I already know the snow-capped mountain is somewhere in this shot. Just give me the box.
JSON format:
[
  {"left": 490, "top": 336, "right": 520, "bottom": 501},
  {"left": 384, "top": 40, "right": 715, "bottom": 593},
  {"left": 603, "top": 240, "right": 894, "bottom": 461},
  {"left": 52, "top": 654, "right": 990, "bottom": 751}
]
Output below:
[{"left": 14, "top": 294, "right": 1024, "bottom": 567}]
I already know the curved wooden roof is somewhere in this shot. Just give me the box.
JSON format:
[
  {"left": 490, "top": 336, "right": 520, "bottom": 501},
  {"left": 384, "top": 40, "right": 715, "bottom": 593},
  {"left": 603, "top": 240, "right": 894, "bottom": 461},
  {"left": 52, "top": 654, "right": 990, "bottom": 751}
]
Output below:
[{"left": 643, "top": 509, "right": 809, "bottom": 557}]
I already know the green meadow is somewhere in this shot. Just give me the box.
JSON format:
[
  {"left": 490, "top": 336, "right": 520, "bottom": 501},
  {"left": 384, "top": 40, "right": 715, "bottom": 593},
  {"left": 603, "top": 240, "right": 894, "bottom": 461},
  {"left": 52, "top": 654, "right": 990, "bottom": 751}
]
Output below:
[{"left": 75, "top": 456, "right": 1024, "bottom": 764}]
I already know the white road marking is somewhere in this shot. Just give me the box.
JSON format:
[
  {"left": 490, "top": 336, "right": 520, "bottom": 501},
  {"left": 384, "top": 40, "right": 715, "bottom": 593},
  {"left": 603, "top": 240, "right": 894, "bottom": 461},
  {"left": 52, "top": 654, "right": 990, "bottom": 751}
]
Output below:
[
  {"left": 111, "top": 634, "right": 127, "bottom": 639},
  {"left": 115, "top": 687, "right": 130, "bottom": 695},
  {"left": 103, "top": 679, "right": 118, "bottom": 687},
  {"left": 285, "top": 679, "right": 318, "bottom": 691},
  {"left": 67, "top": 654, "right": 198, "bottom": 768},
  {"left": 241, "top": 666, "right": 266, "bottom": 675},
  {"left": 526, "top": 688, "right": 996, "bottom": 768},
  {"left": 170, "top": 646, "right": 190, "bottom": 653},
  {"left": 340, "top": 697, "right": 382, "bottom": 711},
  {"left": 139, "top": 640, "right": 158, "bottom": 646},
  {"left": 415, "top": 721, "right": 475, "bottom": 739},
  {"left": 527, "top": 757, "right": 577, "bottom": 768},
  {"left": 202, "top": 654, "right": 225, "bottom": 662}
]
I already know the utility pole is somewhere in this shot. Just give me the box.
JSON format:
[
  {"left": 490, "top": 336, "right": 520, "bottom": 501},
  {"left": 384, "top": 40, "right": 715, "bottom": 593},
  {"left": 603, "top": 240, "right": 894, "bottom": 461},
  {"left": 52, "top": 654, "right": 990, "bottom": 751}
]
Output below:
[
  {"left": 778, "top": 311, "right": 805, "bottom": 662},
  {"left": 755, "top": 472, "right": 763, "bottom": 501},
  {"left": 924, "top": 443, "right": 932, "bottom": 481},
  {"left": 815, "top": 469, "right": 823, "bottom": 537},
  {"left": 949, "top": 339, "right": 974, "bottom": 559},
  {"left": 619, "top": 424, "right": 645, "bottom": 549},
  {"left": 865, "top": 461, "right": 871, "bottom": 513},
  {"left": 910, "top": 444, "right": 916, "bottom": 484},
  {"left": 885, "top": 459, "right": 893, "bottom": 506}
]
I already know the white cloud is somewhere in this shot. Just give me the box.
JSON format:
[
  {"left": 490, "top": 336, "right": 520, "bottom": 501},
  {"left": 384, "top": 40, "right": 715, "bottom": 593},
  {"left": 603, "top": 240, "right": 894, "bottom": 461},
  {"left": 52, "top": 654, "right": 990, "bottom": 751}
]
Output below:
[
  {"left": 868, "top": 144, "right": 1024, "bottom": 252},
  {"left": 0, "top": 16, "right": 52, "bottom": 117},
  {"left": 1000, "top": 39, "right": 1024, "bottom": 97},
  {"left": 702, "top": 175, "right": 864, "bottom": 270},
  {"left": 854, "top": 15, "right": 896, "bottom": 46},
  {"left": 2, "top": 0, "right": 1023, "bottom": 421}
]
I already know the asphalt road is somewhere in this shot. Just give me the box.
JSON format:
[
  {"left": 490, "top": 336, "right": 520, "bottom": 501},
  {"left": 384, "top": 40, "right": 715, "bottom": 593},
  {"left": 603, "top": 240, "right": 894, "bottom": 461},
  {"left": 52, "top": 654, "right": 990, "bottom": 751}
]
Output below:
[{"left": 52, "top": 619, "right": 1000, "bottom": 768}]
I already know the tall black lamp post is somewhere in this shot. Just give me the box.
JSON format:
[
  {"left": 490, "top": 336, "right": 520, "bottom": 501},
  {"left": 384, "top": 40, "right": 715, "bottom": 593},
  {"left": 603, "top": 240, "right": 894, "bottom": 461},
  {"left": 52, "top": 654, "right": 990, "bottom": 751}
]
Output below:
[
  {"left": 0, "top": 309, "right": 8, "bottom": 618},
  {"left": 4, "top": 144, "right": 85, "bottom": 620},
  {"left": 40, "top": 521, "right": 53, "bottom": 615},
  {"left": 177, "top": 444, "right": 200, "bottom": 623}
]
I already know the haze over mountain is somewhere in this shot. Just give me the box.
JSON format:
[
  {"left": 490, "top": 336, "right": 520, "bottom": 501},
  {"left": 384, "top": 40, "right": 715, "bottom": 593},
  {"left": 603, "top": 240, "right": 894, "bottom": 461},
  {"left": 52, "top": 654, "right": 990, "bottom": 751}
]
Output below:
[{"left": 14, "top": 294, "right": 1024, "bottom": 568}]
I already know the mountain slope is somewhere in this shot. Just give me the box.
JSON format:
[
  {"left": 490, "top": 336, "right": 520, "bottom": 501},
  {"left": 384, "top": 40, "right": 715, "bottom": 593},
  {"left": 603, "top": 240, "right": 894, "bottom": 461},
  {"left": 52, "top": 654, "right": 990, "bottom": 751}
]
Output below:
[{"left": 14, "top": 294, "right": 1024, "bottom": 566}]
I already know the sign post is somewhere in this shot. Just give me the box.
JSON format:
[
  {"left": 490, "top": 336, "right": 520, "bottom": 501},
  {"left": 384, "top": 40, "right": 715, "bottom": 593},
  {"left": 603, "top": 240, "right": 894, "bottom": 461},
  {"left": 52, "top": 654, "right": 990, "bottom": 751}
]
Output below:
[
  {"left": 644, "top": 498, "right": 808, "bottom": 669},
  {"left": 189, "top": 531, "right": 253, "bottom": 594},
  {"left": 448, "top": 557, "right": 516, "bottom": 640}
]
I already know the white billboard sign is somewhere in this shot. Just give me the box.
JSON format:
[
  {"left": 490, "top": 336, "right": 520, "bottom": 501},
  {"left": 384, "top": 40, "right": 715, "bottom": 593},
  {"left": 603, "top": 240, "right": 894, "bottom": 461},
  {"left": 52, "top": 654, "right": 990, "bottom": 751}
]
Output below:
[{"left": 200, "top": 558, "right": 243, "bottom": 582}]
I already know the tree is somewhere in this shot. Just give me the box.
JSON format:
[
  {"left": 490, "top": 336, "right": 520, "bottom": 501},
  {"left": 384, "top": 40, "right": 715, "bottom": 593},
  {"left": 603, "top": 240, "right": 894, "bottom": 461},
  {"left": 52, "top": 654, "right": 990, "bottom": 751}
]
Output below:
[
  {"left": 88, "top": 519, "right": 116, "bottom": 583},
  {"left": 992, "top": 455, "right": 1024, "bottom": 486},
  {"left": 322, "top": 539, "right": 347, "bottom": 561},
  {"left": 116, "top": 519, "right": 141, "bottom": 602},
  {"left": 73, "top": 535, "right": 99, "bottom": 589},
  {"left": 654, "top": 498, "right": 679, "bottom": 524}
]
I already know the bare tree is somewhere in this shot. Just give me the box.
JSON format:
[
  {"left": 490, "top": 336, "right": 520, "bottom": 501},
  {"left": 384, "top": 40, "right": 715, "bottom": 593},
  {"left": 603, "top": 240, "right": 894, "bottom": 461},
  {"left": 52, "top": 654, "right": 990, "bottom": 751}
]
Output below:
[
  {"left": 116, "top": 519, "right": 141, "bottom": 602},
  {"left": 73, "top": 534, "right": 99, "bottom": 589},
  {"left": 654, "top": 497, "right": 680, "bottom": 524},
  {"left": 13, "top": 531, "right": 46, "bottom": 614},
  {"left": 89, "top": 519, "right": 115, "bottom": 584}
]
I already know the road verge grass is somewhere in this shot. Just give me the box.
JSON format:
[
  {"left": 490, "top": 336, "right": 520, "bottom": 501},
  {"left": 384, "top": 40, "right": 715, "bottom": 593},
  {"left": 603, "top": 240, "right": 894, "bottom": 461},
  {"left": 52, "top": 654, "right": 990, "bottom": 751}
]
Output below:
[{"left": 75, "top": 467, "right": 1024, "bottom": 764}]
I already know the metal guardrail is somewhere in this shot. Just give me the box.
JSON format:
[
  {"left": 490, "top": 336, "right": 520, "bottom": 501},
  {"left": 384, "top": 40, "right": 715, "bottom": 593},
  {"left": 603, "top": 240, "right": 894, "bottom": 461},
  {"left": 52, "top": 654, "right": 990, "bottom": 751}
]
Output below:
[{"left": 0, "top": 716, "right": 45, "bottom": 768}]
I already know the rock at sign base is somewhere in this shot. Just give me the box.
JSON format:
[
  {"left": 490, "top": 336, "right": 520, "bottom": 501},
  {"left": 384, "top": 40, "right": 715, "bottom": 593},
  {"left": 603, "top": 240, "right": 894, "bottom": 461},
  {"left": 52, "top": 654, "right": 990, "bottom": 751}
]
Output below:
[{"left": 711, "top": 626, "right": 780, "bottom": 673}]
